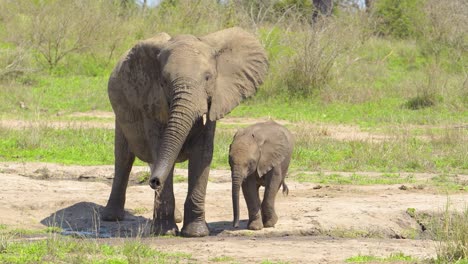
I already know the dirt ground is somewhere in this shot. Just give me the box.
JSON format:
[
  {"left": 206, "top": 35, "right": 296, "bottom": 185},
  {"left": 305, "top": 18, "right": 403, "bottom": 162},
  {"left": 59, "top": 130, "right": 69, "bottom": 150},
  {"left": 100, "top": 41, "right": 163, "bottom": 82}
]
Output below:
[{"left": 1, "top": 162, "right": 467, "bottom": 263}]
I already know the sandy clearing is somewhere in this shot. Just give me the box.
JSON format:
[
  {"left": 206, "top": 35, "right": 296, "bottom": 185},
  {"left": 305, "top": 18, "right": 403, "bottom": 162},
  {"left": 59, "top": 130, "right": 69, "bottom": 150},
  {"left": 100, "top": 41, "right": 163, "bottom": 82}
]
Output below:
[{"left": 1, "top": 162, "right": 466, "bottom": 263}]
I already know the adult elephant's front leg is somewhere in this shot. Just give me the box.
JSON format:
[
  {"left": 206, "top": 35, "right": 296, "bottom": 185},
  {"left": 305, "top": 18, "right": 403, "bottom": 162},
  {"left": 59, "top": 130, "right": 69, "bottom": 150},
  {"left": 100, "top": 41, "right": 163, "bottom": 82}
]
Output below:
[
  {"left": 181, "top": 121, "right": 216, "bottom": 237},
  {"left": 102, "top": 122, "right": 135, "bottom": 221},
  {"left": 152, "top": 165, "right": 178, "bottom": 236}
]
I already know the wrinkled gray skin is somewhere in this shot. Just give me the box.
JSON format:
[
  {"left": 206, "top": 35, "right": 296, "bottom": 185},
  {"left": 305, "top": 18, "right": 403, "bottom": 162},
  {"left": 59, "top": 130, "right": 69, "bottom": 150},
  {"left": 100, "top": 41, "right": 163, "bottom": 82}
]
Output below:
[
  {"left": 229, "top": 121, "right": 294, "bottom": 230},
  {"left": 101, "top": 27, "right": 268, "bottom": 237}
]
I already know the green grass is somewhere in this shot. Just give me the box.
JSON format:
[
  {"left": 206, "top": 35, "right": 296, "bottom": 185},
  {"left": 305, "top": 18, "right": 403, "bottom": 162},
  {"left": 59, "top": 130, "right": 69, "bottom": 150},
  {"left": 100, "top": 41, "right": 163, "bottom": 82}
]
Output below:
[
  {"left": 293, "top": 172, "right": 417, "bottom": 185},
  {"left": 0, "top": 226, "right": 62, "bottom": 238},
  {"left": 293, "top": 172, "right": 466, "bottom": 191},
  {"left": 210, "top": 255, "right": 236, "bottom": 262},
  {"left": 431, "top": 175, "right": 468, "bottom": 192},
  {"left": 0, "top": 75, "right": 111, "bottom": 119},
  {"left": 292, "top": 135, "right": 467, "bottom": 174},
  {"left": 0, "top": 126, "right": 115, "bottom": 165},
  {"left": 406, "top": 204, "right": 468, "bottom": 263},
  {"left": 432, "top": 205, "right": 468, "bottom": 263},
  {"left": 0, "top": 236, "right": 192, "bottom": 264},
  {"left": 0, "top": 123, "right": 466, "bottom": 175},
  {"left": 230, "top": 97, "right": 467, "bottom": 127},
  {"left": 345, "top": 252, "right": 418, "bottom": 263}
]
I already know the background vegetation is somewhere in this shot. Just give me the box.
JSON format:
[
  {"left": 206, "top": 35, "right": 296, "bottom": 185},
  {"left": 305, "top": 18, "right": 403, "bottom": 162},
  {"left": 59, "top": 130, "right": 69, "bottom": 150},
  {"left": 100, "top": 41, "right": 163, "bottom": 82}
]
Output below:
[{"left": 0, "top": 0, "right": 466, "bottom": 174}]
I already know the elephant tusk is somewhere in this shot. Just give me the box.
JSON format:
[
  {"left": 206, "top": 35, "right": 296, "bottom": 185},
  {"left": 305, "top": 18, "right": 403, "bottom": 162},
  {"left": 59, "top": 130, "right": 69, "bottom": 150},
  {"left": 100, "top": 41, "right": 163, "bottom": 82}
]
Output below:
[{"left": 202, "top": 114, "right": 207, "bottom": 125}]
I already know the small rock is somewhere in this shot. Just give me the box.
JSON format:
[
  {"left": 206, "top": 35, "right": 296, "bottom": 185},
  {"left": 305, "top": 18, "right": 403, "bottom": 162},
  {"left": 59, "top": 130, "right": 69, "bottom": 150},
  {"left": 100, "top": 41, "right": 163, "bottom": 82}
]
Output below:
[
  {"left": 399, "top": 185, "right": 408, "bottom": 190},
  {"left": 19, "top": 101, "right": 27, "bottom": 109},
  {"left": 313, "top": 185, "right": 322, "bottom": 190}
]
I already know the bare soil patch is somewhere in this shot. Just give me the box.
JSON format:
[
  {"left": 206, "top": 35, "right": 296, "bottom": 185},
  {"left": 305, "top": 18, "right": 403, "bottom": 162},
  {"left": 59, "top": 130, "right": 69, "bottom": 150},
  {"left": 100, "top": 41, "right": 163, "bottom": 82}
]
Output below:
[
  {"left": 1, "top": 114, "right": 452, "bottom": 143},
  {"left": 1, "top": 162, "right": 466, "bottom": 263}
]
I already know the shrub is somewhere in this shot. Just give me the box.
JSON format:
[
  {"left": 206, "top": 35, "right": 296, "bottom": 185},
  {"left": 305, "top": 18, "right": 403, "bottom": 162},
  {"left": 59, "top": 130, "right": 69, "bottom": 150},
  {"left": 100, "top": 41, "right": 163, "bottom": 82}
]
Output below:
[
  {"left": 404, "top": 93, "right": 437, "bottom": 110},
  {"left": 419, "top": 0, "right": 468, "bottom": 70},
  {"left": 1, "top": 1, "right": 139, "bottom": 71},
  {"left": 372, "top": 0, "right": 427, "bottom": 39},
  {"left": 273, "top": 0, "right": 314, "bottom": 22},
  {"left": 0, "top": 46, "right": 32, "bottom": 80},
  {"left": 403, "top": 64, "right": 445, "bottom": 110},
  {"left": 272, "top": 15, "right": 362, "bottom": 98}
]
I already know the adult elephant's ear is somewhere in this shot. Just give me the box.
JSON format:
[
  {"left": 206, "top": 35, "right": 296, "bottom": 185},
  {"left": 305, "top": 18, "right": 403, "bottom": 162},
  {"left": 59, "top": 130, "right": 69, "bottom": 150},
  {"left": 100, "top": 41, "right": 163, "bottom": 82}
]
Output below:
[
  {"left": 254, "top": 122, "right": 289, "bottom": 176},
  {"left": 109, "top": 32, "right": 171, "bottom": 122},
  {"left": 112, "top": 32, "right": 171, "bottom": 81},
  {"left": 200, "top": 27, "right": 269, "bottom": 121}
]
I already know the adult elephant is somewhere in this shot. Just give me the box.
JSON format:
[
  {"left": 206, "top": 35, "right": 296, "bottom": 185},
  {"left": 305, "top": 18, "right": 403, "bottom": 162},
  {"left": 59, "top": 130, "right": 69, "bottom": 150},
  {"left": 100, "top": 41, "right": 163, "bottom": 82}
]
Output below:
[{"left": 101, "top": 27, "right": 268, "bottom": 237}]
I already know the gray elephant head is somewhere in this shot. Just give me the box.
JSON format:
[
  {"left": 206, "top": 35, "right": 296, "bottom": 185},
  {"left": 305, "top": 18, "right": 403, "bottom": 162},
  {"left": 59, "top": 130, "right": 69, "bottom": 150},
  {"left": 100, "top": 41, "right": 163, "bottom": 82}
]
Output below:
[
  {"left": 109, "top": 27, "right": 268, "bottom": 190},
  {"left": 229, "top": 123, "right": 290, "bottom": 227}
]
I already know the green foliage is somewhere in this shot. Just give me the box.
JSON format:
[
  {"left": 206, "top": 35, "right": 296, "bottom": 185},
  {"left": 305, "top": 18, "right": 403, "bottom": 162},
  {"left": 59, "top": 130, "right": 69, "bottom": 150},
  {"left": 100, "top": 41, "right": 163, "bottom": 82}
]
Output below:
[
  {"left": 406, "top": 208, "right": 417, "bottom": 218},
  {"left": 293, "top": 172, "right": 416, "bottom": 185},
  {"left": 0, "top": 236, "right": 192, "bottom": 263},
  {"left": 210, "top": 255, "right": 236, "bottom": 262},
  {"left": 0, "top": 127, "right": 115, "bottom": 165},
  {"left": 271, "top": 17, "right": 362, "bottom": 98},
  {"left": 345, "top": 252, "right": 417, "bottom": 262},
  {"left": 0, "top": 74, "right": 110, "bottom": 117},
  {"left": 137, "top": 171, "right": 151, "bottom": 184},
  {"left": 373, "top": 0, "right": 427, "bottom": 39},
  {"left": 429, "top": 204, "right": 468, "bottom": 263},
  {"left": 273, "top": 0, "right": 313, "bottom": 19},
  {"left": 418, "top": 0, "right": 468, "bottom": 62},
  {"left": 260, "top": 261, "right": 290, "bottom": 264},
  {"left": 404, "top": 93, "right": 437, "bottom": 110},
  {"left": 0, "top": 1, "right": 130, "bottom": 70}
]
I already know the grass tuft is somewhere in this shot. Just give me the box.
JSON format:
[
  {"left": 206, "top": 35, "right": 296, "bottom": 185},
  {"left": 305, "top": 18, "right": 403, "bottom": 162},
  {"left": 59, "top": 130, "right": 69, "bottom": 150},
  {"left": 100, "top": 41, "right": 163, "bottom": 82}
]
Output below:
[
  {"left": 345, "top": 252, "right": 417, "bottom": 263},
  {"left": 432, "top": 204, "right": 468, "bottom": 263}
]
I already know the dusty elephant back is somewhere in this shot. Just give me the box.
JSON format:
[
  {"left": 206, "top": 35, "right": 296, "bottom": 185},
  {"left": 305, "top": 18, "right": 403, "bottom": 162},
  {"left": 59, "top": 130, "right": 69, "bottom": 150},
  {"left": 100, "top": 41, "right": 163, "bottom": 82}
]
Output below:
[{"left": 241, "top": 120, "right": 294, "bottom": 153}]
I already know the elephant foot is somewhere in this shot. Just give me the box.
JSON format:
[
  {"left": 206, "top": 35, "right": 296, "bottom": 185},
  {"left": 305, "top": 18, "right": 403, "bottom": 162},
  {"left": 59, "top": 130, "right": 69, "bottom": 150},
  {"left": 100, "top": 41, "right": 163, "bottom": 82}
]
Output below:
[
  {"left": 174, "top": 207, "right": 183, "bottom": 223},
  {"left": 248, "top": 217, "right": 264, "bottom": 230},
  {"left": 152, "top": 219, "right": 179, "bottom": 236},
  {"left": 181, "top": 220, "right": 210, "bottom": 237},
  {"left": 262, "top": 215, "right": 278, "bottom": 228},
  {"left": 101, "top": 205, "right": 124, "bottom": 221}
]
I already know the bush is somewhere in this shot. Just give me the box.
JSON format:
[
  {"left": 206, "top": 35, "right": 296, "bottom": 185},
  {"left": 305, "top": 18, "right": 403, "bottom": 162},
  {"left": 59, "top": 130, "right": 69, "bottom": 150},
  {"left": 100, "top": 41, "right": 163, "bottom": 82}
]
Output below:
[
  {"left": 0, "top": 46, "right": 32, "bottom": 81},
  {"left": 273, "top": 0, "right": 314, "bottom": 22},
  {"left": 372, "top": 0, "right": 427, "bottom": 39},
  {"left": 0, "top": 1, "right": 143, "bottom": 72},
  {"left": 270, "top": 16, "right": 362, "bottom": 98},
  {"left": 419, "top": 0, "right": 468, "bottom": 71}
]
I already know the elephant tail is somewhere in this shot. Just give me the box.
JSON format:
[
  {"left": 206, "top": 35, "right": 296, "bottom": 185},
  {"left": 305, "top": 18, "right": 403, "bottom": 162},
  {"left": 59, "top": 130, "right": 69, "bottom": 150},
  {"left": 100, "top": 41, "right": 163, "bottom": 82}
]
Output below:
[{"left": 281, "top": 181, "right": 289, "bottom": 196}]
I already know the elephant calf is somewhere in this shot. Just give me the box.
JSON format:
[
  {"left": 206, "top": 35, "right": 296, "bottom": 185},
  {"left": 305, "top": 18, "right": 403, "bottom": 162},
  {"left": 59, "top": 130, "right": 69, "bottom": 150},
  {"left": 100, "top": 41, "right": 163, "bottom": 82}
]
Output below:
[{"left": 229, "top": 120, "right": 294, "bottom": 230}]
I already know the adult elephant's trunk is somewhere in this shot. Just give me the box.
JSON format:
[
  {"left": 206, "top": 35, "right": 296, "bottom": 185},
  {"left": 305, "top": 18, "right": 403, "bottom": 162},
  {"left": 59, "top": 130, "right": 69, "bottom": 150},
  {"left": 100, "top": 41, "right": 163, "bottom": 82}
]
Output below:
[
  {"left": 232, "top": 175, "right": 242, "bottom": 227},
  {"left": 149, "top": 80, "right": 205, "bottom": 190}
]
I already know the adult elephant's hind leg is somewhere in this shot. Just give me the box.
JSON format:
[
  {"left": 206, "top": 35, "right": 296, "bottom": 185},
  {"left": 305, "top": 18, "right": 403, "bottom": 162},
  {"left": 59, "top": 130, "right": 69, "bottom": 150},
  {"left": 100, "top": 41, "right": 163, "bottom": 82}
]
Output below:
[
  {"left": 152, "top": 166, "right": 178, "bottom": 236},
  {"left": 102, "top": 122, "right": 135, "bottom": 221}
]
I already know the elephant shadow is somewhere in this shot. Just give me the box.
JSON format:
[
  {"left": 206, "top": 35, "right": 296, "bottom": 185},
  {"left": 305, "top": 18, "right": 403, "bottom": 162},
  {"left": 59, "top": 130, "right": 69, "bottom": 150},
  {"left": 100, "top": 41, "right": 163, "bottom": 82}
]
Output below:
[
  {"left": 208, "top": 220, "right": 249, "bottom": 235},
  {"left": 40, "top": 202, "right": 152, "bottom": 238}
]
